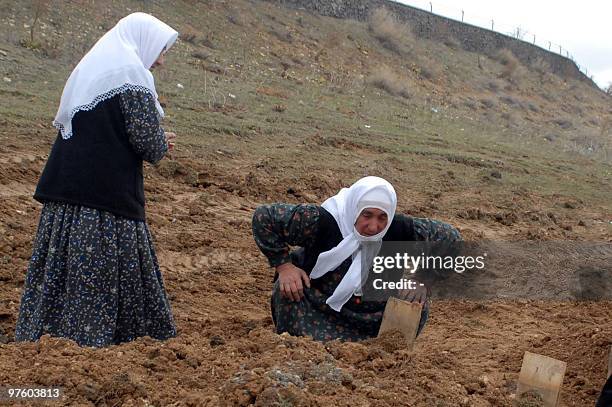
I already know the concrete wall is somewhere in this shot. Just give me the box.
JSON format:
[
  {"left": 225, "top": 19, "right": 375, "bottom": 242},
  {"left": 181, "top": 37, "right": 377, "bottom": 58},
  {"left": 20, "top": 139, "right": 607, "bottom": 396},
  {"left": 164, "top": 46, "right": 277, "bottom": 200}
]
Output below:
[{"left": 266, "top": 0, "right": 597, "bottom": 88}]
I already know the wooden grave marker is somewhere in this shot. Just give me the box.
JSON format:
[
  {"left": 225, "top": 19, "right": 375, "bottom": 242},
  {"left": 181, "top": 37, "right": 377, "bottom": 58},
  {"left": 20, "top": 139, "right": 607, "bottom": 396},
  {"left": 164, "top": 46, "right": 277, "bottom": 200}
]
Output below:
[
  {"left": 516, "top": 351, "right": 567, "bottom": 407},
  {"left": 377, "top": 297, "right": 422, "bottom": 348}
]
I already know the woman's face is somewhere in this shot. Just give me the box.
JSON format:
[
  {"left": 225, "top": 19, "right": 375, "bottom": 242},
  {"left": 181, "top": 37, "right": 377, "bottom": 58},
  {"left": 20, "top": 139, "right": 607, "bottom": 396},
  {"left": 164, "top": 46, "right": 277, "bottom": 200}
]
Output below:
[
  {"left": 150, "top": 49, "right": 166, "bottom": 70},
  {"left": 355, "top": 208, "right": 388, "bottom": 237}
]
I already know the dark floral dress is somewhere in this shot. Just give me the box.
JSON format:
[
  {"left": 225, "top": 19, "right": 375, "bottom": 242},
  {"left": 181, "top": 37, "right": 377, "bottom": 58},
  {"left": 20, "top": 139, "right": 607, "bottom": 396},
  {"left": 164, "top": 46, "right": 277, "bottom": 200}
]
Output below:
[
  {"left": 15, "top": 90, "right": 176, "bottom": 347},
  {"left": 253, "top": 204, "right": 462, "bottom": 342}
]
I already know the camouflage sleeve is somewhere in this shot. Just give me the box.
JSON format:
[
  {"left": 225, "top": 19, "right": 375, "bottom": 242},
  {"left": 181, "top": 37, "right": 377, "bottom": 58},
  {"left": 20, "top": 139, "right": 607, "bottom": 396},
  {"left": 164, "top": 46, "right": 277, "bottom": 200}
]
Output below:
[
  {"left": 252, "top": 204, "right": 321, "bottom": 267},
  {"left": 119, "top": 89, "right": 168, "bottom": 164},
  {"left": 412, "top": 217, "right": 462, "bottom": 241}
]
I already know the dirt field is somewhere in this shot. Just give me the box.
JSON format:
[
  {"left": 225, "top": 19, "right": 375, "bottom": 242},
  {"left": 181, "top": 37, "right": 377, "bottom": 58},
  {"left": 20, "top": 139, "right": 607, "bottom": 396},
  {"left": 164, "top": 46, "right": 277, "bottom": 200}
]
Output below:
[{"left": 0, "top": 0, "right": 611, "bottom": 406}]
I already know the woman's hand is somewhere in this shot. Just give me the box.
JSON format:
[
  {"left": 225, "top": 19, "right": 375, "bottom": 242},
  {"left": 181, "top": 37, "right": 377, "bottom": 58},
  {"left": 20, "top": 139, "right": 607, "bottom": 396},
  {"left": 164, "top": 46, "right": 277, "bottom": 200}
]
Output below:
[
  {"left": 165, "top": 131, "right": 177, "bottom": 150},
  {"left": 276, "top": 263, "right": 310, "bottom": 302},
  {"left": 399, "top": 283, "right": 427, "bottom": 304}
]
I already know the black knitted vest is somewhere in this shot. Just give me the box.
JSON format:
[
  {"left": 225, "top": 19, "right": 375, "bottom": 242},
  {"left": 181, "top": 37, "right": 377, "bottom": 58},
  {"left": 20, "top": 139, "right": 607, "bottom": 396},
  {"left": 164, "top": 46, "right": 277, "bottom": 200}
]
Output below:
[{"left": 34, "top": 95, "right": 145, "bottom": 220}]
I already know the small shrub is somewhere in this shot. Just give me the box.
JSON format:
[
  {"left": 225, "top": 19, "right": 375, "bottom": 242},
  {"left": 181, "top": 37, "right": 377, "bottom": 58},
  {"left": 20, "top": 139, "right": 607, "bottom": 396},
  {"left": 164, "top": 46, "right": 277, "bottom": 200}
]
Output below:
[
  {"left": 191, "top": 50, "right": 210, "bottom": 60},
  {"left": 527, "top": 102, "right": 540, "bottom": 112},
  {"left": 180, "top": 25, "right": 200, "bottom": 44},
  {"left": 41, "top": 38, "right": 61, "bottom": 59},
  {"left": 29, "top": 0, "right": 51, "bottom": 44},
  {"left": 531, "top": 57, "right": 551, "bottom": 75},
  {"left": 227, "top": 11, "right": 245, "bottom": 26},
  {"left": 486, "top": 80, "right": 502, "bottom": 92},
  {"left": 368, "top": 7, "right": 412, "bottom": 55},
  {"left": 495, "top": 48, "right": 519, "bottom": 79},
  {"left": 463, "top": 99, "right": 477, "bottom": 110},
  {"left": 273, "top": 104, "right": 287, "bottom": 113},
  {"left": 368, "top": 66, "right": 410, "bottom": 98},
  {"left": 443, "top": 36, "right": 460, "bottom": 50},
  {"left": 541, "top": 92, "right": 557, "bottom": 103},
  {"left": 480, "top": 98, "right": 497, "bottom": 109},
  {"left": 553, "top": 118, "right": 573, "bottom": 129},
  {"left": 499, "top": 94, "right": 521, "bottom": 108},
  {"left": 269, "top": 28, "right": 293, "bottom": 44},
  {"left": 201, "top": 35, "right": 217, "bottom": 50},
  {"left": 418, "top": 57, "right": 442, "bottom": 82},
  {"left": 502, "top": 112, "right": 519, "bottom": 127}
]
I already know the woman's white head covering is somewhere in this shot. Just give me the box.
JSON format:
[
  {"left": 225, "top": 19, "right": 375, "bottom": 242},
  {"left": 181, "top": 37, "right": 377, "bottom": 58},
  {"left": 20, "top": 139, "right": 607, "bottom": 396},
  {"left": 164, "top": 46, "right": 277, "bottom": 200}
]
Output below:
[
  {"left": 53, "top": 12, "right": 178, "bottom": 139},
  {"left": 310, "top": 176, "right": 397, "bottom": 311}
]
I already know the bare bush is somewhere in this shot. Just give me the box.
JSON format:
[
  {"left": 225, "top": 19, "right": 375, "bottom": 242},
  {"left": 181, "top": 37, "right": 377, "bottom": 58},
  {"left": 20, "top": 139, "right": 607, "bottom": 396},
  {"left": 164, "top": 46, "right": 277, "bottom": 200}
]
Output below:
[
  {"left": 531, "top": 57, "right": 551, "bottom": 75},
  {"left": 416, "top": 56, "right": 442, "bottom": 82},
  {"left": 480, "top": 98, "right": 497, "bottom": 109},
  {"left": 191, "top": 50, "right": 210, "bottom": 60},
  {"left": 486, "top": 80, "right": 503, "bottom": 93},
  {"left": 495, "top": 48, "right": 520, "bottom": 79},
  {"left": 269, "top": 28, "right": 293, "bottom": 44},
  {"left": 368, "top": 7, "right": 412, "bottom": 55},
  {"left": 463, "top": 98, "right": 478, "bottom": 110},
  {"left": 499, "top": 94, "right": 521, "bottom": 108},
  {"left": 30, "top": 0, "right": 51, "bottom": 44},
  {"left": 368, "top": 66, "right": 410, "bottom": 98},
  {"left": 527, "top": 102, "right": 540, "bottom": 112},
  {"left": 443, "top": 36, "right": 460, "bottom": 50},
  {"left": 227, "top": 10, "right": 245, "bottom": 26},
  {"left": 201, "top": 34, "right": 217, "bottom": 50},
  {"left": 180, "top": 25, "right": 200, "bottom": 44},
  {"left": 553, "top": 118, "right": 573, "bottom": 129}
]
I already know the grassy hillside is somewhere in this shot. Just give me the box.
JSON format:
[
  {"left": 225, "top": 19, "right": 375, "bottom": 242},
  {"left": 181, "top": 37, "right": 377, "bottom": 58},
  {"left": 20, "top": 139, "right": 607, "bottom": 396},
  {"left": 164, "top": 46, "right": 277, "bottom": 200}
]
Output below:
[{"left": 1, "top": 0, "right": 610, "bottom": 234}]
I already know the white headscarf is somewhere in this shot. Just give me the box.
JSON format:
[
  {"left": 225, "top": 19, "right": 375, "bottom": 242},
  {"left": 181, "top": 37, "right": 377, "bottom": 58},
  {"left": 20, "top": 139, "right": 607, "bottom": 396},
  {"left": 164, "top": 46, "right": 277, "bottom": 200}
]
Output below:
[
  {"left": 310, "top": 176, "right": 397, "bottom": 311},
  {"left": 53, "top": 12, "right": 178, "bottom": 139}
]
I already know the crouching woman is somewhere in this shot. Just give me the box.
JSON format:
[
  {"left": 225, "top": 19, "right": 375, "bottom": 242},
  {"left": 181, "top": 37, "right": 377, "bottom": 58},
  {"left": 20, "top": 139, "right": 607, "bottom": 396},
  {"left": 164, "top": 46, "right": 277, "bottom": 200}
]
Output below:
[{"left": 252, "top": 176, "right": 461, "bottom": 341}]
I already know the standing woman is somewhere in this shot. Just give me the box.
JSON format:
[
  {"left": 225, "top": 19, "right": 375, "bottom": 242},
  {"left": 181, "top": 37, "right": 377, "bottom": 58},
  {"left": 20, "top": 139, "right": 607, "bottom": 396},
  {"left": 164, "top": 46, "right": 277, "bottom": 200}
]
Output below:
[{"left": 15, "top": 13, "right": 179, "bottom": 347}]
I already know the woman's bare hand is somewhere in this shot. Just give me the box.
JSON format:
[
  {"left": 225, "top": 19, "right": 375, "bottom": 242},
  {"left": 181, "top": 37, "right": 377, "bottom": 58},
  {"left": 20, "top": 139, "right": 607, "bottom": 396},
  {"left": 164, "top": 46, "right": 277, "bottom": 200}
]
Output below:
[
  {"left": 276, "top": 263, "right": 311, "bottom": 302},
  {"left": 165, "top": 131, "right": 177, "bottom": 150},
  {"left": 399, "top": 283, "right": 427, "bottom": 304}
]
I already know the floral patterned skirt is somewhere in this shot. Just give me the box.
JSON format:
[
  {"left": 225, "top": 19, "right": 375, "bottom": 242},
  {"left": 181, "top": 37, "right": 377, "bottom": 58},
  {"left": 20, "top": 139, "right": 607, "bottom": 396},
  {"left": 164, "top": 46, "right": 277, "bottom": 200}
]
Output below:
[
  {"left": 271, "top": 280, "right": 429, "bottom": 342},
  {"left": 15, "top": 202, "right": 176, "bottom": 347}
]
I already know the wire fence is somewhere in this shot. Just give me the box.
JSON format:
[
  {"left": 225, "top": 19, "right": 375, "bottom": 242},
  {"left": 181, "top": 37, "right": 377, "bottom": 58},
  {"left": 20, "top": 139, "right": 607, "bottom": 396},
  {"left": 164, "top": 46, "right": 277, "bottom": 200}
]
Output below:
[{"left": 392, "top": 0, "right": 594, "bottom": 81}]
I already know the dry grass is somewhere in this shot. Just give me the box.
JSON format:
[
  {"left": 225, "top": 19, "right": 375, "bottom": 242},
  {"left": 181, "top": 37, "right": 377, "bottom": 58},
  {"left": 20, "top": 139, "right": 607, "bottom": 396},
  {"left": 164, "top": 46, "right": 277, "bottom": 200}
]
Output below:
[
  {"left": 256, "top": 87, "right": 289, "bottom": 99},
  {"left": 368, "top": 7, "right": 412, "bottom": 55},
  {"left": 368, "top": 66, "right": 410, "bottom": 98}
]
